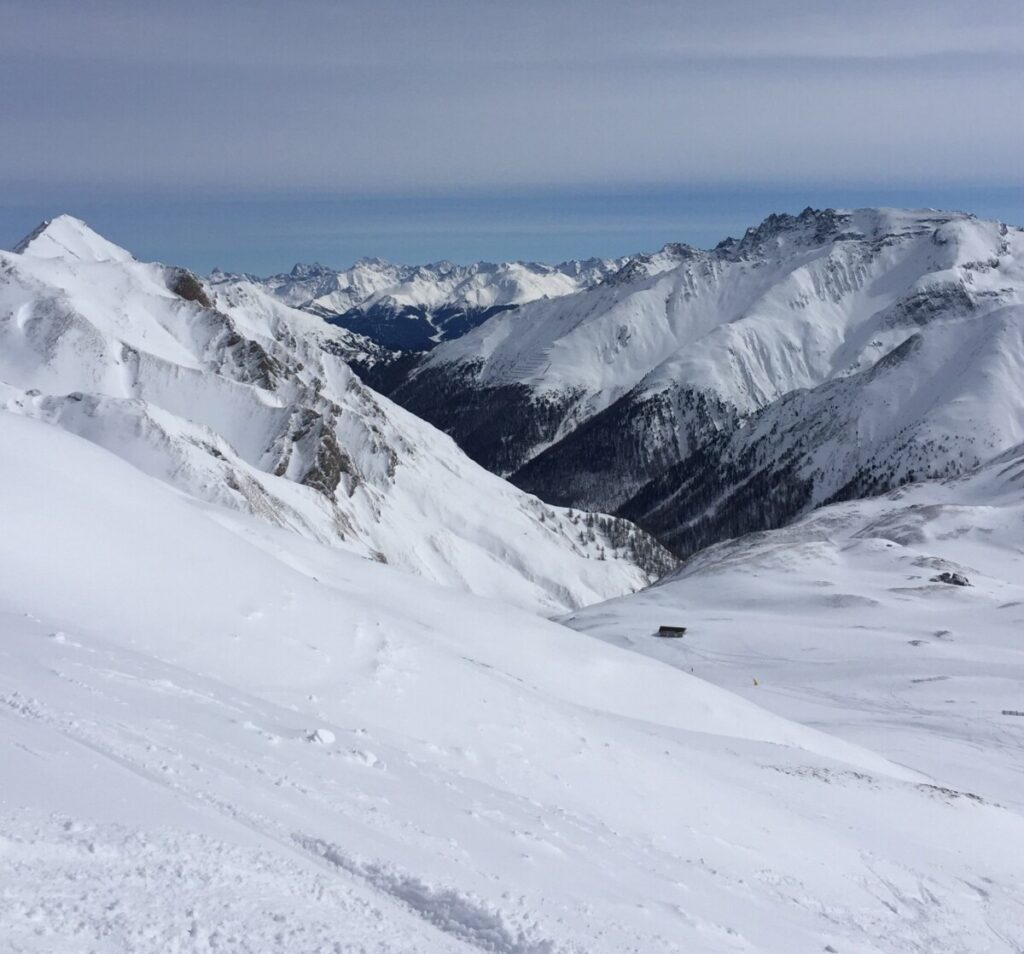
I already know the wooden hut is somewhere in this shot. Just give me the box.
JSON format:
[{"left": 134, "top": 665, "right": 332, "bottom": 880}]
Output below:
[{"left": 656, "top": 625, "right": 687, "bottom": 638}]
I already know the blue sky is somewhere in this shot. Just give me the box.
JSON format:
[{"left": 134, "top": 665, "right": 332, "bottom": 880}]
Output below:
[{"left": 3, "top": 0, "right": 1022, "bottom": 273}]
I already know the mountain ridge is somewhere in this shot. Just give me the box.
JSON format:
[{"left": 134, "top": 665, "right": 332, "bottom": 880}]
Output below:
[
  {"left": 1, "top": 214, "right": 673, "bottom": 611},
  {"left": 382, "top": 206, "right": 1024, "bottom": 554}
]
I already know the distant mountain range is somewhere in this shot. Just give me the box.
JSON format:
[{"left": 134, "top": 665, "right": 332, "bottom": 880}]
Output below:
[{"left": 243, "top": 255, "right": 629, "bottom": 352}]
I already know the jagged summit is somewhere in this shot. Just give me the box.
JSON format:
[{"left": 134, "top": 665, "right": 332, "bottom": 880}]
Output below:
[
  {"left": 711, "top": 206, "right": 982, "bottom": 259},
  {"left": 712, "top": 207, "right": 850, "bottom": 256},
  {"left": 12, "top": 214, "right": 134, "bottom": 264},
  {"left": 288, "top": 261, "right": 333, "bottom": 278}
]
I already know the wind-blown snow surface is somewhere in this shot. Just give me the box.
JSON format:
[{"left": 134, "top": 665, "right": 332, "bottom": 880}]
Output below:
[
  {"left": 4, "top": 411, "right": 1024, "bottom": 952},
  {"left": 0, "top": 216, "right": 669, "bottom": 614}
]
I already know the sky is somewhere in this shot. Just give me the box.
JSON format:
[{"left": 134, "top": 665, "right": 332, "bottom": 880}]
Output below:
[{"left": 2, "top": 0, "right": 1023, "bottom": 273}]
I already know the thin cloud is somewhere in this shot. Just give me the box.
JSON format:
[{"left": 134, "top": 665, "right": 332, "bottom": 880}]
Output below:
[{"left": 2, "top": 1, "right": 1021, "bottom": 196}]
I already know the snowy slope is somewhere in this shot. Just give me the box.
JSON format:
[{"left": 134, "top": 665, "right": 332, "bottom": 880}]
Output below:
[
  {"left": 254, "top": 255, "right": 627, "bottom": 351},
  {"left": 621, "top": 301, "right": 1024, "bottom": 554},
  {"left": 566, "top": 450, "right": 1024, "bottom": 812},
  {"left": 419, "top": 209, "right": 1020, "bottom": 408},
  {"left": 0, "top": 216, "right": 671, "bottom": 613},
  {"left": 392, "top": 208, "right": 1024, "bottom": 551},
  {"left": 3, "top": 410, "right": 1024, "bottom": 952}
]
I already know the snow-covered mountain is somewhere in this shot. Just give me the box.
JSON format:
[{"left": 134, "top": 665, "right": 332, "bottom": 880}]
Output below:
[
  {"left": 251, "top": 255, "right": 627, "bottom": 351},
  {"left": 389, "top": 208, "right": 1024, "bottom": 554},
  {"left": 4, "top": 407, "right": 1024, "bottom": 952},
  {"left": 0, "top": 216, "right": 671, "bottom": 612}
]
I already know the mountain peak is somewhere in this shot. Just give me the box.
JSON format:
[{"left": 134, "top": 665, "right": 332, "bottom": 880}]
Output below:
[
  {"left": 288, "top": 261, "right": 332, "bottom": 279},
  {"left": 715, "top": 207, "right": 853, "bottom": 257},
  {"left": 12, "top": 214, "right": 134, "bottom": 264}
]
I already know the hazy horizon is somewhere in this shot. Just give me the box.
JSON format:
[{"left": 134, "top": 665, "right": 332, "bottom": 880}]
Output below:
[
  {"left": 4, "top": 183, "right": 1024, "bottom": 275},
  {"left": 4, "top": 0, "right": 1022, "bottom": 272}
]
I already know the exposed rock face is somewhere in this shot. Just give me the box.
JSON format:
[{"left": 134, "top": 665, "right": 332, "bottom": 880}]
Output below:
[
  {"left": 167, "top": 267, "right": 213, "bottom": 308},
  {"left": 931, "top": 571, "right": 970, "bottom": 586}
]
